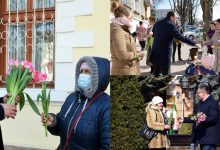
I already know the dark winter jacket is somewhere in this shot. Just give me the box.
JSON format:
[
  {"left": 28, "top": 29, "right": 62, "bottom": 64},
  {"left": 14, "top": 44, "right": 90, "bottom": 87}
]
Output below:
[
  {"left": 0, "top": 97, "right": 5, "bottom": 150},
  {"left": 48, "top": 57, "right": 110, "bottom": 150},
  {"left": 150, "top": 18, "right": 196, "bottom": 67},
  {"left": 184, "top": 95, "right": 220, "bottom": 144},
  {"left": 185, "top": 63, "right": 216, "bottom": 75}
]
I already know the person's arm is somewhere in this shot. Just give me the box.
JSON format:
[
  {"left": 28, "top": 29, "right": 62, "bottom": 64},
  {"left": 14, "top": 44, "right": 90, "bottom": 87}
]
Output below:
[
  {"left": 183, "top": 117, "right": 195, "bottom": 123},
  {"left": 185, "top": 63, "right": 196, "bottom": 75},
  {"left": 0, "top": 97, "right": 4, "bottom": 120},
  {"left": 199, "top": 66, "right": 217, "bottom": 75},
  {"left": 0, "top": 97, "right": 3, "bottom": 103},
  {"left": 47, "top": 113, "right": 60, "bottom": 136},
  {"left": 146, "top": 110, "right": 165, "bottom": 131},
  {"left": 0, "top": 105, "right": 5, "bottom": 121},
  {"left": 99, "top": 97, "right": 110, "bottom": 150},
  {"left": 171, "top": 25, "right": 196, "bottom": 46},
  {"left": 204, "top": 101, "right": 219, "bottom": 125},
  {"left": 47, "top": 93, "right": 77, "bottom": 136},
  {"left": 180, "top": 28, "right": 184, "bottom": 34},
  {"left": 111, "top": 26, "right": 139, "bottom": 62}
]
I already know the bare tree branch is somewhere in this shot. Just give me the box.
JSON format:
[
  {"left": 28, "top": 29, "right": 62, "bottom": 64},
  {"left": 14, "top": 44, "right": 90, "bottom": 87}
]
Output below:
[
  {"left": 169, "top": 0, "right": 173, "bottom": 9},
  {"left": 213, "top": 0, "right": 219, "bottom": 7}
]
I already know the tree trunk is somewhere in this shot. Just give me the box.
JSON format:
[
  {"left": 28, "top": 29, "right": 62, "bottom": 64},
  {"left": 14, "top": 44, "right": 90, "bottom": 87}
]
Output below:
[{"left": 200, "top": 0, "right": 213, "bottom": 39}]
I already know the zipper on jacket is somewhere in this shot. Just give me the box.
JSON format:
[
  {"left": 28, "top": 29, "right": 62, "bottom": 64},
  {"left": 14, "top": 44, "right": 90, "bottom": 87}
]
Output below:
[
  {"left": 66, "top": 98, "right": 82, "bottom": 138},
  {"left": 64, "top": 101, "right": 75, "bottom": 119},
  {"left": 74, "top": 99, "right": 88, "bottom": 133}
]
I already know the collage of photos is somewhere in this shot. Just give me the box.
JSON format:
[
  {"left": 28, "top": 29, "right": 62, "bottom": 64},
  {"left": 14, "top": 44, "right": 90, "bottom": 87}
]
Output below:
[
  {"left": 0, "top": 0, "right": 219, "bottom": 150},
  {"left": 110, "top": 0, "right": 220, "bottom": 150}
]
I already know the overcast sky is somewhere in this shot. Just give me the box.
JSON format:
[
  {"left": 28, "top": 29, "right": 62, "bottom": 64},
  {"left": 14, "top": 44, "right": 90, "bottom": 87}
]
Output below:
[{"left": 155, "top": 0, "right": 220, "bottom": 21}]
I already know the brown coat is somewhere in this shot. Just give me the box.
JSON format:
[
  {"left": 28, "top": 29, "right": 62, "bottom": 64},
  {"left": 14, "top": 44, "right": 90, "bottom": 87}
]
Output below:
[
  {"left": 146, "top": 103, "right": 170, "bottom": 149},
  {"left": 110, "top": 23, "right": 140, "bottom": 75},
  {"left": 204, "top": 29, "right": 220, "bottom": 72}
]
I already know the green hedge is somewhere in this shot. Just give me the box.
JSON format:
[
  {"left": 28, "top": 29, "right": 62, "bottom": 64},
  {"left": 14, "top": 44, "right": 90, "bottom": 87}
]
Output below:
[{"left": 111, "top": 76, "right": 146, "bottom": 150}]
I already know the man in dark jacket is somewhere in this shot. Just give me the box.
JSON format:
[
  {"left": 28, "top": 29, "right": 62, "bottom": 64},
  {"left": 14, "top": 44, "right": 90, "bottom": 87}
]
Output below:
[
  {"left": 180, "top": 84, "right": 219, "bottom": 150},
  {"left": 150, "top": 11, "right": 196, "bottom": 76},
  {"left": 0, "top": 95, "right": 18, "bottom": 150},
  {"left": 41, "top": 56, "right": 110, "bottom": 150}
]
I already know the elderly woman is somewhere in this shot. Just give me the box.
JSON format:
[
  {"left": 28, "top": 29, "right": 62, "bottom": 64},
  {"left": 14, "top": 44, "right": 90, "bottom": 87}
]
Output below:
[
  {"left": 185, "top": 54, "right": 216, "bottom": 75},
  {"left": 110, "top": 5, "right": 144, "bottom": 75},
  {"left": 146, "top": 96, "right": 171, "bottom": 150},
  {"left": 203, "top": 19, "right": 220, "bottom": 74},
  {"left": 41, "top": 56, "right": 110, "bottom": 150}
]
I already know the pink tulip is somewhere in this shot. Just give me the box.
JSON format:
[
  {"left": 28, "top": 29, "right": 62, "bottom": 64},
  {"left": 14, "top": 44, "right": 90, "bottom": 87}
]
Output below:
[
  {"left": 39, "top": 73, "right": 47, "bottom": 81},
  {"left": 21, "top": 61, "right": 26, "bottom": 66},
  {"left": 14, "top": 60, "right": 20, "bottom": 66},
  {"left": 8, "top": 60, "right": 15, "bottom": 66},
  {"left": 29, "top": 66, "right": 35, "bottom": 73},
  {"left": 32, "top": 71, "right": 40, "bottom": 83}
]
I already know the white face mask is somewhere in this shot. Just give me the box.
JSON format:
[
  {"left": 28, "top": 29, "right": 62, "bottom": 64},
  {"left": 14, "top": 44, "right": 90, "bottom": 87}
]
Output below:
[{"left": 77, "top": 74, "right": 92, "bottom": 92}]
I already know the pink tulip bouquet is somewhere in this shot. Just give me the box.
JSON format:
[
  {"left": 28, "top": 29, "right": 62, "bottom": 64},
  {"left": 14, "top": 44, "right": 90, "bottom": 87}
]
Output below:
[
  {"left": 191, "top": 112, "right": 207, "bottom": 124},
  {"left": 6, "top": 60, "right": 46, "bottom": 114}
]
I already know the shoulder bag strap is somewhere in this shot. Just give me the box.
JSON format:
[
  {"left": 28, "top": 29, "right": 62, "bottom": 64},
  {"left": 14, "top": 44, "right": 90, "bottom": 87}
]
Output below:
[{"left": 63, "top": 92, "right": 104, "bottom": 150}]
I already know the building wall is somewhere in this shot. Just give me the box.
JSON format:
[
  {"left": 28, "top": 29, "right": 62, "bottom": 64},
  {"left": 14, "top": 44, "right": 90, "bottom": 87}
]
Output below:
[
  {"left": 111, "top": 0, "right": 153, "bottom": 33},
  {"left": 0, "top": 0, "right": 109, "bottom": 149}
]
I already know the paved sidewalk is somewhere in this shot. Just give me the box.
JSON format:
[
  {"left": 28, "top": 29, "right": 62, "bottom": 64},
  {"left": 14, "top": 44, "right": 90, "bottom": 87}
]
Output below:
[{"left": 139, "top": 43, "right": 200, "bottom": 75}]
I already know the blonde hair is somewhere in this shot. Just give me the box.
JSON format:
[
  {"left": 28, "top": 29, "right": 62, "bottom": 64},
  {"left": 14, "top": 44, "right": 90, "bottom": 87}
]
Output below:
[
  {"left": 114, "top": 5, "right": 130, "bottom": 18},
  {"left": 111, "top": 1, "right": 118, "bottom": 13},
  {"left": 149, "top": 16, "right": 156, "bottom": 23}
]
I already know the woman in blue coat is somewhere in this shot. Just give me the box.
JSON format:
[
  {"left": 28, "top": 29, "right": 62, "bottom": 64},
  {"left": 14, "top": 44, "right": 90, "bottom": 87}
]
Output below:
[{"left": 41, "top": 56, "right": 110, "bottom": 150}]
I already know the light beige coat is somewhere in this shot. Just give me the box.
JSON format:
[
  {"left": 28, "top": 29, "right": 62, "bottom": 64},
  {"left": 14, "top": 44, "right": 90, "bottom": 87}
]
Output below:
[
  {"left": 146, "top": 103, "right": 170, "bottom": 149},
  {"left": 204, "top": 29, "right": 220, "bottom": 72},
  {"left": 110, "top": 23, "right": 140, "bottom": 75}
]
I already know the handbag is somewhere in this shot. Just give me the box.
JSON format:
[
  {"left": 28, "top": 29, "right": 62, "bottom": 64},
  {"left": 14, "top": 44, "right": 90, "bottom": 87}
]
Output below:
[
  {"left": 140, "top": 110, "right": 158, "bottom": 140},
  {"left": 139, "top": 121, "right": 158, "bottom": 140}
]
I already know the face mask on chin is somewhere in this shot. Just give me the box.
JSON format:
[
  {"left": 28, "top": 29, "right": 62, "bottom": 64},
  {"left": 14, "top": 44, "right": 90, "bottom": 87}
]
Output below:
[{"left": 77, "top": 74, "right": 92, "bottom": 92}]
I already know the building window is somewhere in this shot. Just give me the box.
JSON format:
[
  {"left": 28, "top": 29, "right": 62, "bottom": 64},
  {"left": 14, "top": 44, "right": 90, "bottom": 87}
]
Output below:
[
  {"left": 122, "top": 0, "right": 131, "bottom": 7},
  {"left": 0, "top": 0, "right": 55, "bottom": 86},
  {"left": 134, "top": 0, "right": 139, "bottom": 12},
  {"left": 7, "top": 0, "right": 25, "bottom": 11},
  {"left": 34, "top": 0, "right": 55, "bottom": 9}
]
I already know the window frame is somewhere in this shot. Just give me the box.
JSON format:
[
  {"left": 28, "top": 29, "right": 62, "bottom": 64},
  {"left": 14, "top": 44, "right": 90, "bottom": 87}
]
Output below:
[{"left": 0, "top": 0, "right": 55, "bottom": 87}]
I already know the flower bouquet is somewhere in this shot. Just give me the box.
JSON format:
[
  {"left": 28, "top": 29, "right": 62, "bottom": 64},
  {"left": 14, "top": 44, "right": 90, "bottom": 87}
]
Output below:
[
  {"left": 191, "top": 112, "right": 207, "bottom": 123},
  {"left": 168, "top": 104, "right": 178, "bottom": 135},
  {"left": 6, "top": 60, "right": 46, "bottom": 114}
]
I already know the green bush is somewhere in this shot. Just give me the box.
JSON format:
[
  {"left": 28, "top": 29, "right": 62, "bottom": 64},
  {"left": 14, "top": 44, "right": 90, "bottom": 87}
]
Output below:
[{"left": 111, "top": 76, "right": 146, "bottom": 150}]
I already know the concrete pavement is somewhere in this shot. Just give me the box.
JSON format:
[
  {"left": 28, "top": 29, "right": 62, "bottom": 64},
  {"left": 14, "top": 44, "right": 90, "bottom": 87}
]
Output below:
[{"left": 139, "top": 43, "right": 203, "bottom": 75}]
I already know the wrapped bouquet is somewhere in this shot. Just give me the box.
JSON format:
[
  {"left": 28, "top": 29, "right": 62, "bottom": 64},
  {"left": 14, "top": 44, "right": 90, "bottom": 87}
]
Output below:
[{"left": 191, "top": 112, "right": 207, "bottom": 124}]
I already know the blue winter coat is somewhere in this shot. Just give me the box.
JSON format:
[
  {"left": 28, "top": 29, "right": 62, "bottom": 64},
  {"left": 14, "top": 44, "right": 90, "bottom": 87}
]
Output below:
[
  {"left": 185, "top": 63, "right": 216, "bottom": 75},
  {"left": 184, "top": 96, "right": 220, "bottom": 144},
  {"left": 48, "top": 57, "right": 110, "bottom": 150},
  {"left": 150, "top": 18, "right": 196, "bottom": 67}
]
